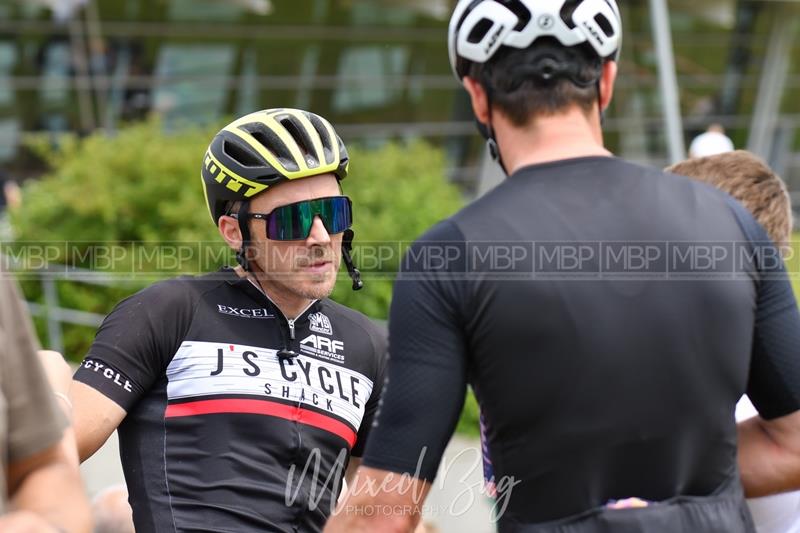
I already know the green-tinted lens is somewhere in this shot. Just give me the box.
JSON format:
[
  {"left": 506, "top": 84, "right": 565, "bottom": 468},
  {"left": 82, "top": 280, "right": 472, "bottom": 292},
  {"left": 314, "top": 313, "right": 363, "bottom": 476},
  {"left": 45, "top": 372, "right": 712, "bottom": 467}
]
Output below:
[{"left": 265, "top": 196, "right": 352, "bottom": 240}]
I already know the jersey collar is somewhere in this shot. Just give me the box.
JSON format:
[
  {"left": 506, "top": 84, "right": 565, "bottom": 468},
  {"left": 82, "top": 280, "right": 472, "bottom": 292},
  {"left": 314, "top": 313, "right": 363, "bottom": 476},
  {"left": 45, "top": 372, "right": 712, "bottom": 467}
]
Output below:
[{"left": 220, "top": 266, "right": 322, "bottom": 322}]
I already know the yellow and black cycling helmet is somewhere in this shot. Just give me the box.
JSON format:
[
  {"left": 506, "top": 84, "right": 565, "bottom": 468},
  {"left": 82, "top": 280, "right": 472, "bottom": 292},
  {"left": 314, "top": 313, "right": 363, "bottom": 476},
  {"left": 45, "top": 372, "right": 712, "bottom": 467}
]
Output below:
[{"left": 201, "top": 108, "right": 350, "bottom": 224}]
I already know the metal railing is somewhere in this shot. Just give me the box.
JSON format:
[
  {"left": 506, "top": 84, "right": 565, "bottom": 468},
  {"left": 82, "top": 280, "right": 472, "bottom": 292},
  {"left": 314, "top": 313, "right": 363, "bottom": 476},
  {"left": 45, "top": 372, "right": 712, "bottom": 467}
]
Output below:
[{"left": 3, "top": 253, "right": 135, "bottom": 354}]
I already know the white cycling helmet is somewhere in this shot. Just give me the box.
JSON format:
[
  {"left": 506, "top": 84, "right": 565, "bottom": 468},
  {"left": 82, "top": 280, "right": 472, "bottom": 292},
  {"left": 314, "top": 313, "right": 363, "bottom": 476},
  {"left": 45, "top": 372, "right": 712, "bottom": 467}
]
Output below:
[{"left": 448, "top": 0, "right": 622, "bottom": 80}]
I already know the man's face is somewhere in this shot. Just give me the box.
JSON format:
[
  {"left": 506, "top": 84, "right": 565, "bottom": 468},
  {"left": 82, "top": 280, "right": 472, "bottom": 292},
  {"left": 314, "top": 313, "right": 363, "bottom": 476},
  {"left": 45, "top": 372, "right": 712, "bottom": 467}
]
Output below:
[{"left": 246, "top": 173, "right": 344, "bottom": 302}]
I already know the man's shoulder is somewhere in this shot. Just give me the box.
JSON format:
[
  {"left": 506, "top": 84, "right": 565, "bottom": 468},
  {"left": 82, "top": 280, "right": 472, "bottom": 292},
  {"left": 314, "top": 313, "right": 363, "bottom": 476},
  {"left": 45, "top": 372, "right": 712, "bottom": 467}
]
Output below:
[
  {"left": 412, "top": 218, "right": 466, "bottom": 243},
  {"left": 454, "top": 156, "right": 663, "bottom": 212},
  {"left": 117, "top": 270, "right": 231, "bottom": 312}
]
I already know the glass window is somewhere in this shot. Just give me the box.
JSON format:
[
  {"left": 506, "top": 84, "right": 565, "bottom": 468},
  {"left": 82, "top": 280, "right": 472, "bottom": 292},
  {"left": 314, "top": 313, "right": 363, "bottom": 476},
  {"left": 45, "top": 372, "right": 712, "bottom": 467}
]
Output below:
[
  {"left": 235, "top": 48, "right": 259, "bottom": 116},
  {"left": 0, "top": 119, "right": 19, "bottom": 162},
  {"left": 0, "top": 42, "right": 16, "bottom": 107},
  {"left": 41, "top": 42, "right": 71, "bottom": 106},
  {"left": 153, "top": 44, "right": 236, "bottom": 127},
  {"left": 333, "top": 46, "right": 408, "bottom": 113},
  {"left": 167, "top": 0, "right": 247, "bottom": 22}
]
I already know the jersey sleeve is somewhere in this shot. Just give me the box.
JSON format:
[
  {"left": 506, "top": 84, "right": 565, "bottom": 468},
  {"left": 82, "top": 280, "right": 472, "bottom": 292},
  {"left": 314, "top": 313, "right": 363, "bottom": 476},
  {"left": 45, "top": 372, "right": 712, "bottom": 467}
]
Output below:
[
  {"left": 360, "top": 220, "right": 469, "bottom": 481},
  {"left": 73, "top": 279, "right": 196, "bottom": 411},
  {"left": 0, "top": 274, "right": 67, "bottom": 462},
  {"left": 725, "top": 197, "right": 800, "bottom": 419},
  {"left": 351, "top": 324, "right": 388, "bottom": 458}
]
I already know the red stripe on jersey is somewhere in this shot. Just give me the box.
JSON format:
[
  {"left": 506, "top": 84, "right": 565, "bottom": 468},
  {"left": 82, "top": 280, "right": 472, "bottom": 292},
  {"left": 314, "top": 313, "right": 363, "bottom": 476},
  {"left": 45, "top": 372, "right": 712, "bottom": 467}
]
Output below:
[{"left": 164, "top": 398, "right": 357, "bottom": 448}]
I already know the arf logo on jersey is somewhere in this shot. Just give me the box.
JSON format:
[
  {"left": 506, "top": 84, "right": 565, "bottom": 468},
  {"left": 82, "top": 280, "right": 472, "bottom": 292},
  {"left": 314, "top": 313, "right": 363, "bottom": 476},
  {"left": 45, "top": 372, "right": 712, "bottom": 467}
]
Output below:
[
  {"left": 309, "top": 312, "right": 332, "bottom": 335},
  {"left": 299, "top": 334, "right": 345, "bottom": 364}
]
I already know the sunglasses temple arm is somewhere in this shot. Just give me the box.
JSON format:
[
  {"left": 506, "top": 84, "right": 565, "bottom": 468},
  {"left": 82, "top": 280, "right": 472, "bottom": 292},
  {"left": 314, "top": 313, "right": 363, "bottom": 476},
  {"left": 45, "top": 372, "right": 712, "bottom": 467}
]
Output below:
[{"left": 342, "top": 229, "right": 363, "bottom": 291}]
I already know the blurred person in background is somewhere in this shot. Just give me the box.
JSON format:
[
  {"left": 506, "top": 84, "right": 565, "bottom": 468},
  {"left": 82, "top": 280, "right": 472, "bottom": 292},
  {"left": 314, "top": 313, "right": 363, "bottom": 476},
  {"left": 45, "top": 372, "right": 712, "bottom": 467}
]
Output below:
[
  {"left": 0, "top": 173, "right": 21, "bottom": 241},
  {"left": 70, "top": 109, "right": 386, "bottom": 532},
  {"left": 37, "top": 350, "right": 80, "bottom": 468},
  {"left": 0, "top": 267, "right": 92, "bottom": 532},
  {"left": 91, "top": 485, "right": 134, "bottom": 533},
  {"left": 689, "top": 123, "right": 735, "bottom": 158},
  {"left": 327, "top": 1, "right": 800, "bottom": 532},
  {"left": 668, "top": 150, "right": 799, "bottom": 533}
]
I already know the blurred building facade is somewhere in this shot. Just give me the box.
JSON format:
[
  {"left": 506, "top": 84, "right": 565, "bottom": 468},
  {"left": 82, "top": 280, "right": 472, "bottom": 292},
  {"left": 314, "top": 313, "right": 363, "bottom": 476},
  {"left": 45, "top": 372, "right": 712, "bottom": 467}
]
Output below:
[{"left": 0, "top": 0, "right": 799, "bottom": 213}]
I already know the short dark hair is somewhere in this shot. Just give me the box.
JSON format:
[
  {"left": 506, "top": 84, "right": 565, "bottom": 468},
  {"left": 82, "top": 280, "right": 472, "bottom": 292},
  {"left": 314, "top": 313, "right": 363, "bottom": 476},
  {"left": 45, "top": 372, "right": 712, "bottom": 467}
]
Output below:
[{"left": 468, "top": 38, "right": 603, "bottom": 127}]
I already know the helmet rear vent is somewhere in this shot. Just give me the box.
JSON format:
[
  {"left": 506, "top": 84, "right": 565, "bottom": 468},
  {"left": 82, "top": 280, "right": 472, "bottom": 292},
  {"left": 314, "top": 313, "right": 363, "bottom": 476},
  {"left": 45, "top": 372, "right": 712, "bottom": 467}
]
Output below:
[
  {"left": 560, "top": 0, "right": 579, "bottom": 29},
  {"left": 594, "top": 13, "right": 613, "bottom": 36},
  {"left": 240, "top": 122, "right": 299, "bottom": 172},
  {"left": 307, "top": 113, "right": 335, "bottom": 165},
  {"left": 467, "top": 18, "right": 493, "bottom": 43},
  {"left": 279, "top": 117, "right": 317, "bottom": 165},
  {"left": 505, "top": 1, "right": 531, "bottom": 31},
  {"left": 223, "top": 139, "right": 263, "bottom": 167}
]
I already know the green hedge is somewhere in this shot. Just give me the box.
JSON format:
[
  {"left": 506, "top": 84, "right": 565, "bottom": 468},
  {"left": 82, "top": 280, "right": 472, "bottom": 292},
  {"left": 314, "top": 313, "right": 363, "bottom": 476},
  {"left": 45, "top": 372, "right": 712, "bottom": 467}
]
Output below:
[{"left": 791, "top": 234, "right": 800, "bottom": 298}]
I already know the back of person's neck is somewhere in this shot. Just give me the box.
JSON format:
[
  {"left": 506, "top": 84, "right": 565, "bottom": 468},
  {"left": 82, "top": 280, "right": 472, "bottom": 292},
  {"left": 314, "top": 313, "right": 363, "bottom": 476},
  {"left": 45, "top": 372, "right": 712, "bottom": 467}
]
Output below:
[{"left": 494, "top": 107, "right": 611, "bottom": 175}]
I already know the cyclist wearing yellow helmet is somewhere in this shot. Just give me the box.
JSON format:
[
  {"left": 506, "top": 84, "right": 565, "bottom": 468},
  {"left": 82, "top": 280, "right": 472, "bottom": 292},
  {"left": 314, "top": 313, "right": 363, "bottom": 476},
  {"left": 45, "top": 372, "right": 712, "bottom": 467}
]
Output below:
[{"left": 71, "top": 109, "right": 386, "bottom": 532}]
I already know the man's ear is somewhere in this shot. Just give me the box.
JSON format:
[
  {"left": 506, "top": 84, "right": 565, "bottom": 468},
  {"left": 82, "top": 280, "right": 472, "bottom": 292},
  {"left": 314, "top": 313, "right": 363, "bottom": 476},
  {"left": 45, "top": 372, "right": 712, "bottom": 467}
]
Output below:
[
  {"left": 463, "top": 76, "right": 490, "bottom": 125},
  {"left": 599, "top": 60, "right": 617, "bottom": 112},
  {"left": 218, "top": 215, "right": 243, "bottom": 251}
]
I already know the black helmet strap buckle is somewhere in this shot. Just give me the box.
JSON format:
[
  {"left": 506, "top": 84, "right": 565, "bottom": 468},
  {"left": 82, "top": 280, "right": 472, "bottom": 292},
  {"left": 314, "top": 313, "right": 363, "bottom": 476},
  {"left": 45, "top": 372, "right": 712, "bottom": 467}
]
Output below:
[{"left": 342, "top": 229, "right": 363, "bottom": 291}]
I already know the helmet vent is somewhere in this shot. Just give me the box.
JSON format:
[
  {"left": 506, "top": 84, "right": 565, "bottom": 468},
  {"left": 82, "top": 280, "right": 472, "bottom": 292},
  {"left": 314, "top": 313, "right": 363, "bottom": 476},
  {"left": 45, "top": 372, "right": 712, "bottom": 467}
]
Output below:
[
  {"left": 240, "top": 122, "right": 299, "bottom": 172},
  {"left": 222, "top": 139, "right": 263, "bottom": 167},
  {"left": 307, "top": 113, "right": 335, "bottom": 165},
  {"left": 560, "top": 0, "right": 579, "bottom": 29},
  {"left": 467, "top": 18, "right": 493, "bottom": 44},
  {"left": 594, "top": 13, "right": 613, "bottom": 36},
  {"left": 279, "top": 116, "right": 316, "bottom": 162},
  {"left": 505, "top": 1, "right": 531, "bottom": 32}
]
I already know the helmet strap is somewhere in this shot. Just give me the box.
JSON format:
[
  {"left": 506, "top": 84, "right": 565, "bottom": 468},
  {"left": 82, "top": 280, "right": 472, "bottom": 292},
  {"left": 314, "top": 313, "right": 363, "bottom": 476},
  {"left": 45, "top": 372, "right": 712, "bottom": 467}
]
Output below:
[
  {"left": 235, "top": 201, "right": 252, "bottom": 272},
  {"left": 341, "top": 229, "right": 363, "bottom": 291},
  {"left": 596, "top": 77, "right": 605, "bottom": 126},
  {"left": 480, "top": 82, "right": 508, "bottom": 176}
]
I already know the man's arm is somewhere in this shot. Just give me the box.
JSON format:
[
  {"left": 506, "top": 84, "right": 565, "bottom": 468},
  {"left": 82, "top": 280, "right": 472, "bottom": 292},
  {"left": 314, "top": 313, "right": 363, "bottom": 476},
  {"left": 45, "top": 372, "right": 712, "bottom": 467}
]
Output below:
[
  {"left": 326, "top": 222, "right": 469, "bottom": 532},
  {"left": 5, "top": 443, "right": 92, "bottom": 532},
  {"left": 0, "top": 274, "right": 91, "bottom": 531},
  {"left": 70, "top": 280, "right": 195, "bottom": 462},
  {"left": 344, "top": 457, "right": 361, "bottom": 487},
  {"left": 738, "top": 411, "right": 800, "bottom": 497},
  {"left": 729, "top": 197, "right": 800, "bottom": 495},
  {"left": 328, "top": 466, "right": 431, "bottom": 533},
  {"left": 37, "top": 350, "right": 80, "bottom": 467},
  {"left": 71, "top": 382, "right": 127, "bottom": 462}
]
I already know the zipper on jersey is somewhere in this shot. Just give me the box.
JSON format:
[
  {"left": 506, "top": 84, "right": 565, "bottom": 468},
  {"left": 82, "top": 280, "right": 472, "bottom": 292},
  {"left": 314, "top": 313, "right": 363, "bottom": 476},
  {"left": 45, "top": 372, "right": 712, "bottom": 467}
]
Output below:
[{"left": 246, "top": 278, "right": 313, "bottom": 344}]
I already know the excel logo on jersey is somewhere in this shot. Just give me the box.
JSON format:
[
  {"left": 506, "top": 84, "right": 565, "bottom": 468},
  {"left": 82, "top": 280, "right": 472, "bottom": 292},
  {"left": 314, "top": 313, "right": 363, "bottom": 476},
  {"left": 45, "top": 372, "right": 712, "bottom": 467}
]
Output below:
[
  {"left": 217, "top": 304, "right": 274, "bottom": 319},
  {"left": 309, "top": 312, "right": 332, "bottom": 335}
]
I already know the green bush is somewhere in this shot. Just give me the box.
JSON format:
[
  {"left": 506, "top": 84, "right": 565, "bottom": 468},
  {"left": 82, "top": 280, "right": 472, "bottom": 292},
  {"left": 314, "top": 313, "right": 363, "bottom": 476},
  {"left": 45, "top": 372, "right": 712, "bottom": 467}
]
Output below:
[
  {"left": 330, "top": 142, "right": 464, "bottom": 317},
  {"left": 791, "top": 234, "right": 800, "bottom": 299}
]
